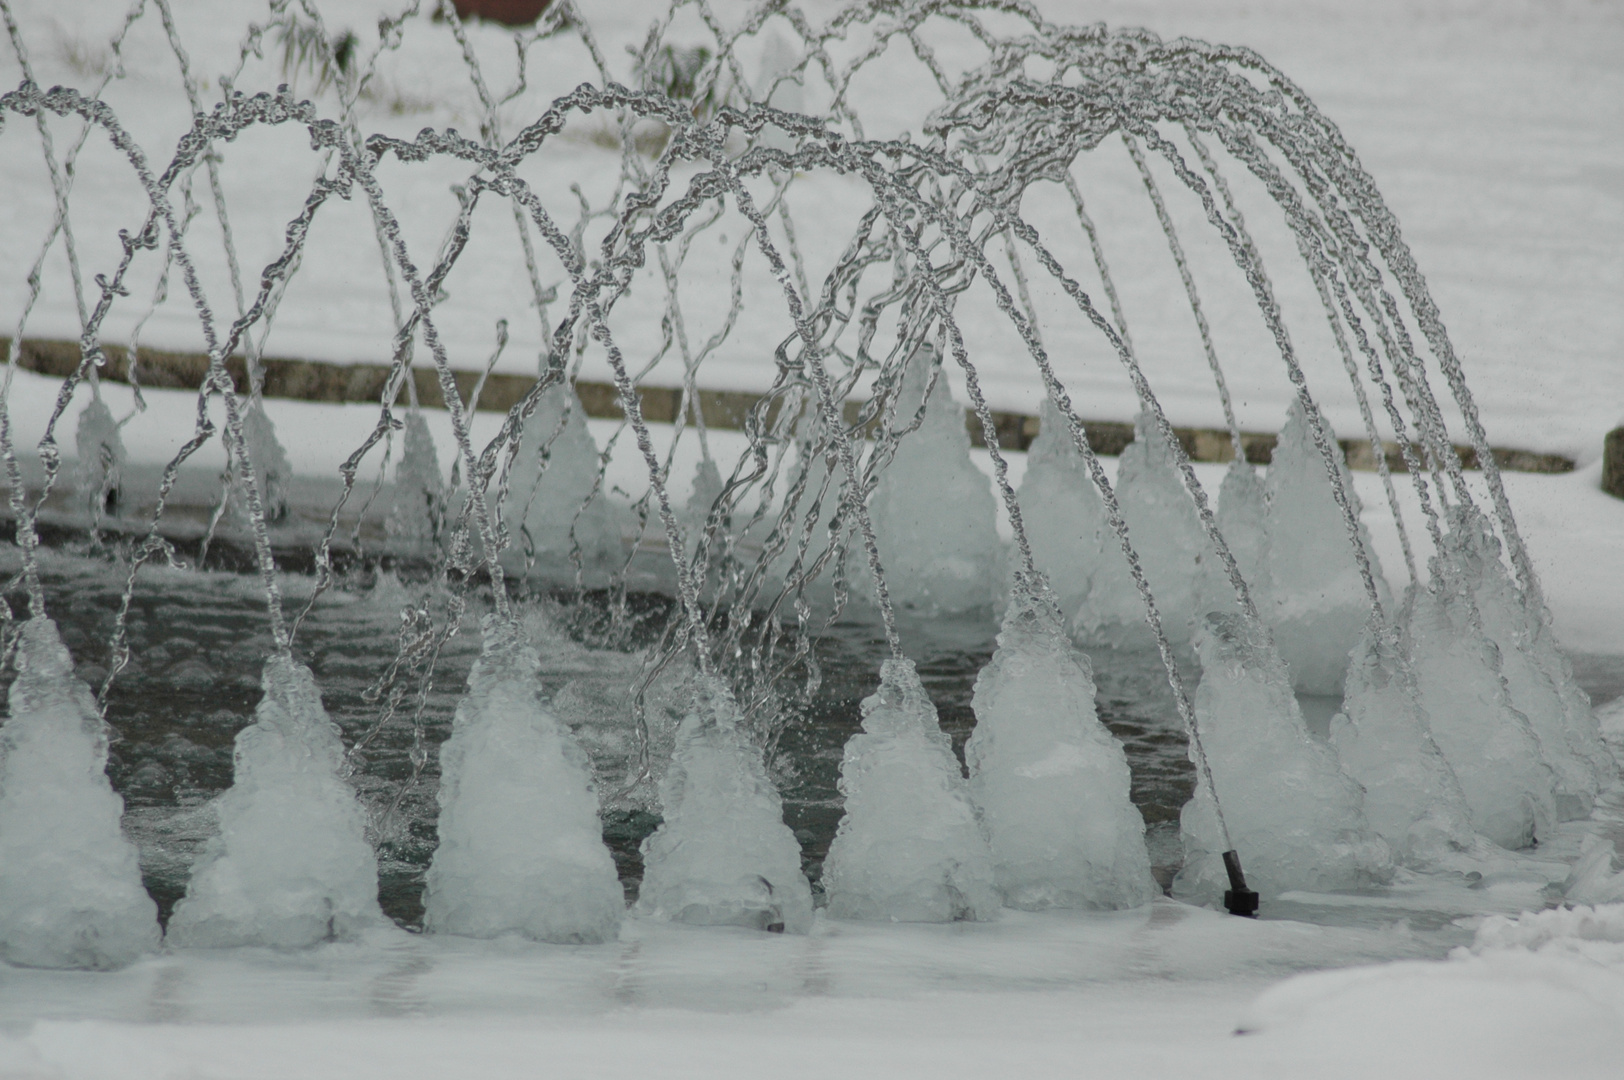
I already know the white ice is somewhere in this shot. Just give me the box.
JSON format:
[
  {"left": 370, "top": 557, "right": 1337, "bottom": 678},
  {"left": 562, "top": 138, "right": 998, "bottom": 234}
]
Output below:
[
  {"left": 1015, "top": 399, "right": 1109, "bottom": 618},
  {"left": 1195, "top": 458, "right": 1268, "bottom": 620},
  {"left": 1329, "top": 619, "right": 1479, "bottom": 865},
  {"left": 1405, "top": 562, "right": 1559, "bottom": 851},
  {"left": 865, "top": 349, "right": 1001, "bottom": 615},
  {"left": 634, "top": 675, "right": 813, "bottom": 933},
  {"left": 967, "top": 581, "right": 1158, "bottom": 909},
  {"left": 387, "top": 410, "right": 447, "bottom": 547},
  {"left": 72, "top": 391, "right": 123, "bottom": 520},
  {"left": 501, "top": 382, "right": 627, "bottom": 577},
  {"left": 1074, "top": 412, "right": 1206, "bottom": 649},
  {"left": 1262, "top": 399, "right": 1385, "bottom": 695},
  {"left": 0, "top": 617, "right": 158, "bottom": 970},
  {"left": 822, "top": 656, "right": 999, "bottom": 921},
  {"left": 1176, "top": 612, "right": 1392, "bottom": 901},
  {"left": 423, "top": 617, "right": 622, "bottom": 943},
  {"left": 1447, "top": 503, "right": 1613, "bottom": 816},
  {"left": 165, "top": 655, "right": 383, "bottom": 948}
]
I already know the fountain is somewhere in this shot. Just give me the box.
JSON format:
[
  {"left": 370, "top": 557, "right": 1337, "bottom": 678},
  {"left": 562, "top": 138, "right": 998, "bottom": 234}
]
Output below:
[{"left": 0, "top": 0, "right": 1611, "bottom": 979}]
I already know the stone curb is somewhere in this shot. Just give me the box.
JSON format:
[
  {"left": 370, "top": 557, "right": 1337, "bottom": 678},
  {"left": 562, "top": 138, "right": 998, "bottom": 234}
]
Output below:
[{"left": 1, "top": 336, "right": 1576, "bottom": 475}]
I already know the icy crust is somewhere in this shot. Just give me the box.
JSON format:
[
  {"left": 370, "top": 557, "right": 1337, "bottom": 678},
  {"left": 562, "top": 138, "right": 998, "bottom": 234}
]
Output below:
[
  {"left": 166, "top": 655, "right": 382, "bottom": 948},
  {"left": 679, "top": 455, "right": 728, "bottom": 561},
  {"left": 387, "top": 411, "right": 447, "bottom": 547},
  {"left": 1262, "top": 400, "right": 1384, "bottom": 695},
  {"left": 1175, "top": 613, "right": 1392, "bottom": 902},
  {"left": 0, "top": 618, "right": 158, "bottom": 970},
  {"left": 634, "top": 676, "right": 813, "bottom": 933},
  {"left": 1330, "top": 620, "right": 1478, "bottom": 866},
  {"left": 503, "top": 382, "right": 626, "bottom": 575},
  {"left": 866, "top": 353, "right": 1001, "bottom": 615},
  {"left": 1016, "top": 400, "right": 1108, "bottom": 618},
  {"left": 1075, "top": 413, "right": 1205, "bottom": 650},
  {"left": 1403, "top": 578, "right": 1557, "bottom": 851},
  {"left": 822, "top": 657, "right": 998, "bottom": 922},
  {"left": 1445, "top": 505, "right": 1611, "bottom": 816},
  {"left": 1195, "top": 459, "right": 1268, "bottom": 620},
  {"left": 424, "top": 619, "right": 622, "bottom": 943},
  {"left": 967, "top": 584, "right": 1157, "bottom": 910}
]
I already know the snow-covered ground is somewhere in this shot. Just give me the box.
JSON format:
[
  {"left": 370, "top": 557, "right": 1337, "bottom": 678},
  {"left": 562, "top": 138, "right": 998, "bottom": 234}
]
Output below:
[{"left": 3, "top": 1, "right": 1624, "bottom": 1077}]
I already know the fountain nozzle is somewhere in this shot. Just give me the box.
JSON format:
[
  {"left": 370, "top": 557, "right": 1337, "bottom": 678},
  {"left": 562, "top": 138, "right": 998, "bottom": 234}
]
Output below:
[{"left": 1221, "top": 850, "right": 1259, "bottom": 918}]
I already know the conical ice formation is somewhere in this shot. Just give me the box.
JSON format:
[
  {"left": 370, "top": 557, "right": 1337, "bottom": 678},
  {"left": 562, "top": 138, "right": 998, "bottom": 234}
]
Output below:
[
  {"left": 388, "top": 410, "right": 447, "bottom": 547},
  {"left": 1196, "top": 459, "right": 1268, "bottom": 619},
  {"left": 1175, "top": 613, "right": 1392, "bottom": 902},
  {"left": 505, "top": 382, "right": 624, "bottom": 574},
  {"left": 0, "top": 618, "right": 159, "bottom": 970},
  {"left": 1262, "top": 399, "right": 1385, "bottom": 695},
  {"left": 680, "top": 453, "right": 727, "bottom": 561},
  {"left": 1016, "top": 399, "right": 1109, "bottom": 619},
  {"left": 1075, "top": 412, "right": 1206, "bottom": 649},
  {"left": 1403, "top": 576, "right": 1557, "bottom": 851},
  {"left": 167, "top": 656, "right": 382, "bottom": 947},
  {"left": 967, "top": 580, "right": 1157, "bottom": 910},
  {"left": 424, "top": 618, "right": 623, "bottom": 943},
  {"left": 866, "top": 350, "right": 1001, "bottom": 615},
  {"left": 1444, "top": 504, "right": 1604, "bottom": 818},
  {"left": 1330, "top": 618, "right": 1477, "bottom": 866},
  {"left": 634, "top": 675, "right": 813, "bottom": 932},
  {"left": 822, "top": 657, "right": 998, "bottom": 922},
  {"left": 241, "top": 398, "right": 292, "bottom": 521},
  {"left": 74, "top": 392, "right": 124, "bottom": 522}
]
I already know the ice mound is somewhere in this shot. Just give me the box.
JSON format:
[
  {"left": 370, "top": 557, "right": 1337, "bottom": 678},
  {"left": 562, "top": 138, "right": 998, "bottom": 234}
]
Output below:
[
  {"left": 1175, "top": 612, "right": 1392, "bottom": 902},
  {"left": 504, "top": 382, "right": 625, "bottom": 572},
  {"left": 1262, "top": 399, "right": 1384, "bottom": 695},
  {"left": 240, "top": 397, "right": 292, "bottom": 521},
  {"left": 387, "top": 411, "right": 447, "bottom": 547},
  {"left": 634, "top": 675, "right": 812, "bottom": 932},
  {"left": 680, "top": 454, "right": 727, "bottom": 561},
  {"left": 0, "top": 618, "right": 158, "bottom": 969},
  {"left": 1403, "top": 577, "right": 1557, "bottom": 850},
  {"left": 74, "top": 393, "right": 124, "bottom": 519},
  {"left": 1330, "top": 618, "right": 1477, "bottom": 865},
  {"left": 1195, "top": 459, "right": 1268, "bottom": 619},
  {"left": 1563, "top": 836, "right": 1624, "bottom": 907},
  {"left": 1445, "top": 505, "right": 1612, "bottom": 814},
  {"left": 424, "top": 618, "right": 623, "bottom": 943},
  {"left": 167, "top": 655, "right": 382, "bottom": 947},
  {"left": 1015, "top": 400, "right": 1108, "bottom": 617},
  {"left": 822, "top": 657, "right": 998, "bottom": 921},
  {"left": 967, "top": 581, "right": 1157, "bottom": 910},
  {"left": 1074, "top": 413, "right": 1205, "bottom": 649},
  {"left": 866, "top": 351, "right": 1000, "bottom": 615}
]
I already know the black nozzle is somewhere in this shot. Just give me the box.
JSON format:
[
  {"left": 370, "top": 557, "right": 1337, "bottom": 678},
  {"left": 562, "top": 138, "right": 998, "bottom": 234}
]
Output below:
[{"left": 1222, "top": 849, "right": 1259, "bottom": 918}]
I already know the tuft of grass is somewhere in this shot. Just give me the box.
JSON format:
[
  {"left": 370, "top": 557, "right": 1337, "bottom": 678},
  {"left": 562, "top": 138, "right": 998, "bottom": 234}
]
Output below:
[{"left": 275, "top": 21, "right": 360, "bottom": 95}]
